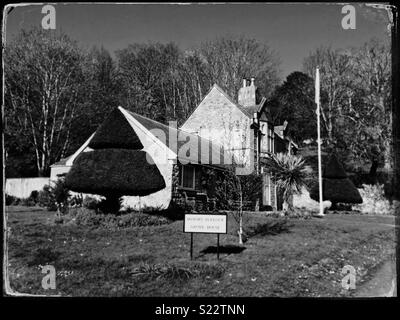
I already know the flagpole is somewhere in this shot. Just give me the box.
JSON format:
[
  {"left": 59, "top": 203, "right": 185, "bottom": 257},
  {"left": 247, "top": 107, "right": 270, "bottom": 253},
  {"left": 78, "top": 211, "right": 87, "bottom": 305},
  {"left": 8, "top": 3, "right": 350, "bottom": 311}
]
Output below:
[{"left": 315, "top": 67, "right": 324, "bottom": 217}]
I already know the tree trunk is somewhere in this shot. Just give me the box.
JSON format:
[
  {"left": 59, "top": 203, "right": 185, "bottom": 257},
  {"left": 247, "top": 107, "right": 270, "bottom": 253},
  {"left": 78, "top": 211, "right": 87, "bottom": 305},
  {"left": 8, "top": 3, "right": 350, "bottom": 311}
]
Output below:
[
  {"left": 282, "top": 193, "right": 294, "bottom": 215},
  {"left": 238, "top": 192, "right": 243, "bottom": 245}
]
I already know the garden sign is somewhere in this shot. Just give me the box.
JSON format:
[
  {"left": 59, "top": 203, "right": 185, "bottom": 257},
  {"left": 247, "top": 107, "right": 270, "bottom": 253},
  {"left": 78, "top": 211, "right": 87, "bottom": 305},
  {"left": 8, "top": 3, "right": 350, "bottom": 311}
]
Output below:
[{"left": 183, "top": 214, "right": 227, "bottom": 260}]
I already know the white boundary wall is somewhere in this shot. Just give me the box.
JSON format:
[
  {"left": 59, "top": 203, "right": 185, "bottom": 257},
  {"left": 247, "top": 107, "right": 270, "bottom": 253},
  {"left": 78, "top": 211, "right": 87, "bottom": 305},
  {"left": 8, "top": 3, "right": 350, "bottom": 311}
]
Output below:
[{"left": 6, "top": 177, "right": 50, "bottom": 198}]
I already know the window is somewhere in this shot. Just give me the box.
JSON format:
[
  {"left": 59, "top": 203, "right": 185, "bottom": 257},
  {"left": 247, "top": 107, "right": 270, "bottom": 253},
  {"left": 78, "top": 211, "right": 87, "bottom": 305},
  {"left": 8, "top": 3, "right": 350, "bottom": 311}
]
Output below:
[{"left": 181, "top": 165, "right": 195, "bottom": 189}]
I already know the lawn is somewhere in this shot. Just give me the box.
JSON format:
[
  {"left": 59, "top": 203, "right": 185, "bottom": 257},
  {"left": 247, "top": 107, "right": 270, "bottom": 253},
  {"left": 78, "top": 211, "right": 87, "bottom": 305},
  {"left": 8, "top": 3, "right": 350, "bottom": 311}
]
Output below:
[{"left": 5, "top": 206, "right": 396, "bottom": 297}]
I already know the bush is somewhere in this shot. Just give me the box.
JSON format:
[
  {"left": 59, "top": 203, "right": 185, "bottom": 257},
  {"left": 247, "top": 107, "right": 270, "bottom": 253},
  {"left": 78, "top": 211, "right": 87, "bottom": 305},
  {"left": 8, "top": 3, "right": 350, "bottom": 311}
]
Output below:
[
  {"left": 38, "top": 185, "right": 57, "bottom": 211},
  {"left": 38, "top": 177, "right": 70, "bottom": 212},
  {"left": 131, "top": 262, "right": 225, "bottom": 281},
  {"left": 20, "top": 197, "right": 37, "bottom": 207},
  {"left": 29, "top": 190, "right": 39, "bottom": 204},
  {"left": 82, "top": 196, "right": 100, "bottom": 210},
  {"left": 65, "top": 149, "right": 166, "bottom": 197},
  {"left": 6, "top": 194, "right": 19, "bottom": 206},
  {"left": 163, "top": 201, "right": 190, "bottom": 220},
  {"left": 63, "top": 208, "right": 170, "bottom": 229},
  {"left": 117, "top": 213, "right": 170, "bottom": 228},
  {"left": 353, "top": 184, "right": 395, "bottom": 215},
  {"left": 69, "top": 194, "right": 84, "bottom": 207}
]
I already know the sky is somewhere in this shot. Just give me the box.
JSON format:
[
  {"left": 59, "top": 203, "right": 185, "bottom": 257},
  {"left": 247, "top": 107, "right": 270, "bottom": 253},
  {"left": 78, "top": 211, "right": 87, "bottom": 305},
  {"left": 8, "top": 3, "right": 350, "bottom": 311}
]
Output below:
[{"left": 4, "top": 2, "right": 392, "bottom": 78}]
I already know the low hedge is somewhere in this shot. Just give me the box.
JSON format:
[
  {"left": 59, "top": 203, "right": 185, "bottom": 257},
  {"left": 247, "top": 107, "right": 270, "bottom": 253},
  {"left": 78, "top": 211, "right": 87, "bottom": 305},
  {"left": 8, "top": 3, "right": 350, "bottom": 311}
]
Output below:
[{"left": 62, "top": 208, "right": 171, "bottom": 228}]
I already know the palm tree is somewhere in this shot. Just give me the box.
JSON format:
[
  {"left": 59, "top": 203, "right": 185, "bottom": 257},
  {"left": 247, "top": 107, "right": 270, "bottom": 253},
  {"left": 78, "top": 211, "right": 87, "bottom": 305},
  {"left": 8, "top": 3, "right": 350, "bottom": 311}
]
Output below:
[{"left": 264, "top": 152, "right": 308, "bottom": 214}]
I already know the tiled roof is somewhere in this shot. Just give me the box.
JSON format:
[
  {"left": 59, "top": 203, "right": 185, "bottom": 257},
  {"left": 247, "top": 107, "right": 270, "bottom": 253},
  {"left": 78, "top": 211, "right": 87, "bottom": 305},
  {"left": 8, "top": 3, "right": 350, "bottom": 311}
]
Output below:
[{"left": 127, "top": 110, "right": 233, "bottom": 168}]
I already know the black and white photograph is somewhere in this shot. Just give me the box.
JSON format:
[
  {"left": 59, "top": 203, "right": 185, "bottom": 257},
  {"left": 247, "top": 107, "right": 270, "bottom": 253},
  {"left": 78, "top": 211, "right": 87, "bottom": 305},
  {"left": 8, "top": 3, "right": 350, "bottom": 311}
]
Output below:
[{"left": 2, "top": 2, "right": 399, "bottom": 304}]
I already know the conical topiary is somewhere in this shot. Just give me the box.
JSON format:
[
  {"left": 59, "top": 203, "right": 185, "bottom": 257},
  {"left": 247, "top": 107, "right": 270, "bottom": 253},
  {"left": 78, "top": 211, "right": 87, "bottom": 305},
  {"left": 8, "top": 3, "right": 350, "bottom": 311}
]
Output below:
[
  {"left": 66, "top": 107, "right": 165, "bottom": 213},
  {"left": 88, "top": 107, "right": 144, "bottom": 150},
  {"left": 65, "top": 149, "right": 166, "bottom": 197},
  {"left": 310, "top": 154, "right": 362, "bottom": 205}
]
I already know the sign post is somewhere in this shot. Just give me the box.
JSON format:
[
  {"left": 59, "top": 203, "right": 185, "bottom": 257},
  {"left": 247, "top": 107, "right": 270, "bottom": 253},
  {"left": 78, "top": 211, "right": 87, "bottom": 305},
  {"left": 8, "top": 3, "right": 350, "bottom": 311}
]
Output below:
[
  {"left": 190, "top": 232, "right": 193, "bottom": 260},
  {"left": 184, "top": 214, "right": 227, "bottom": 260},
  {"left": 217, "top": 234, "right": 220, "bottom": 260}
]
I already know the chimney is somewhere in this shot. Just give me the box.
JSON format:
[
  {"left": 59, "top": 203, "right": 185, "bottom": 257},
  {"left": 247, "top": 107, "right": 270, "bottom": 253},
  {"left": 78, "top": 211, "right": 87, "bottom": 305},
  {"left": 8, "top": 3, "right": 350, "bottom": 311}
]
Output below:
[{"left": 238, "top": 77, "right": 257, "bottom": 107}]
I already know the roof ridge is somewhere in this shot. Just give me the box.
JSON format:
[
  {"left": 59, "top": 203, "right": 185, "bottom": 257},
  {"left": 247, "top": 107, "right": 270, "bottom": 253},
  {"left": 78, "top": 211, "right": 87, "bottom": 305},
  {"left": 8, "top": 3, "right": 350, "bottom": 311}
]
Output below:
[{"left": 126, "top": 109, "right": 227, "bottom": 151}]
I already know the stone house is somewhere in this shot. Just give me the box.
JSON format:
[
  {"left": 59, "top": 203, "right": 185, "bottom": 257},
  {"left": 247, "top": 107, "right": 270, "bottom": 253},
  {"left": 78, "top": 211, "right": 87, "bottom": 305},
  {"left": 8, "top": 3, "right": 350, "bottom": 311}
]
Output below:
[
  {"left": 181, "top": 78, "right": 297, "bottom": 209},
  {"left": 51, "top": 78, "right": 295, "bottom": 211}
]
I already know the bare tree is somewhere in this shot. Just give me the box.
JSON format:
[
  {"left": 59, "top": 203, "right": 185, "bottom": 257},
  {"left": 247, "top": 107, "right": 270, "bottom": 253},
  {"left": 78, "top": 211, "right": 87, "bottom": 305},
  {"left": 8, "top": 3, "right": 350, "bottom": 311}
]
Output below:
[
  {"left": 303, "top": 46, "right": 353, "bottom": 144},
  {"left": 5, "top": 28, "right": 86, "bottom": 176},
  {"left": 198, "top": 35, "right": 281, "bottom": 100},
  {"left": 349, "top": 38, "right": 392, "bottom": 175}
]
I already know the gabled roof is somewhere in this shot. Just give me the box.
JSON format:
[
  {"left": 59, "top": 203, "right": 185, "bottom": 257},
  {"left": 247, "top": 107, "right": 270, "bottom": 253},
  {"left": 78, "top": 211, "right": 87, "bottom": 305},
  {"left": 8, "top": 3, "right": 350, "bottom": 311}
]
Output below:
[
  {"left": 125, "top": 110, "right": 233, "bottom": 168},
  {"left": 50, "top": 155, "right": 72, "bottom": 167},
  {"left": 53, "top": 108, "right": 233, "bottom": 169}
]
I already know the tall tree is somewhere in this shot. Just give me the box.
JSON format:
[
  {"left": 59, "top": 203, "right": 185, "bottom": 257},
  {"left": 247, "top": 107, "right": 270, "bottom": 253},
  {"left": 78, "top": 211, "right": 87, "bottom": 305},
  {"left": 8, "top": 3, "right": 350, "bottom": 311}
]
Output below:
[
  {"left": 5, "top": 28, "right": 86, "bottom": 176},
  {"left": 117, "top": 43, "right": 177, "bottom": 122},
  {"left": 302, "top": 39, "right": 392, "bottom": 181},
  {"left": 347, "top": 38, "right": 392, "bottom": 178},
  {"left": 68, "top": 46, "right": 122, "bottom": 153},
  {"left": 197, "top": 35, "right": 281, "bottom": 100},
  {"left": 269, "top": 71, "right": 317, "bottom": 145},
  {"left": 303, "top": 46, "right": 353, "bottom": 144}
]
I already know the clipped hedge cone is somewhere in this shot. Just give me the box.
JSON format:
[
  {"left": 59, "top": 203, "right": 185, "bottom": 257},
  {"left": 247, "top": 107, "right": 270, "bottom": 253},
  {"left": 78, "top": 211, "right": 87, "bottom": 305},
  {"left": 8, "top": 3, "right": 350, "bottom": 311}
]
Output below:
[
  {"left": 310, "top": 154, "right": 362, "bottom": 205},
  {"left": 65, "top": 149, "right": 165, "bottom": 197},
  {"left": 88, "top": 107, "right": 144, "bottom": 150},
  {"left": 65, "top": 108, "right": 166, "bottom": 212}
]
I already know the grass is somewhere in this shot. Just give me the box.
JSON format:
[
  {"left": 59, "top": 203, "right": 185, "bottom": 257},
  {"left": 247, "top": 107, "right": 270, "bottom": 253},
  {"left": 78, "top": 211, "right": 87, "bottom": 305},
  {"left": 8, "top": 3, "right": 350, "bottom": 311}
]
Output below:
[{"left": 5, "top": 205, "right": 396, "bottom": 297}]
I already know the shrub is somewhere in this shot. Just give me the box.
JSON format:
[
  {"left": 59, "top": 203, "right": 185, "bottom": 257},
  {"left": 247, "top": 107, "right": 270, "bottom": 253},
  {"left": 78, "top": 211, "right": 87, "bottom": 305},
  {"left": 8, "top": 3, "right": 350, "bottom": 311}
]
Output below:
[
  {"left": 310, "top": 154, "right": 362, "bottom": 206},
  {"left": 63, "top": 208, "right": 170, "bottom": 229},
  {"left": 353, "top": 184, "right": 395, "bottom": 215},
  {"left": 131, "top": 262, "right": 225, "bottom": 281},
  {"left": 37, "top": 177, "right": 70, "bottom": 212},
  {"left": 69, "top": 194, "right": 84, "bottom": 207},
  {"left": 82, "top": 196, "right": 100, "bottom": 210},
  {"left": 20, "top": 197, "right": 37, "bottom": 207},
  {"left": 5, "top": 194, "right": 19, "bottom": 206},
  {"left": 73, "top": 208, "right": 107, "bottom": 227},
  {"left": 38, "top": 185, "right": 57, "bottom": 211},
  {"left": 117, "top": 213, "right": 169, "bottom": 228},
  {"left": 29, "top": 190, "right": 39, "bottom": 204},
  {"left": 264, "top": 152, "right": 309, "bottom": 213},
  {"left": 163, "top": 201, "right": 190, "bottom": 220}
]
